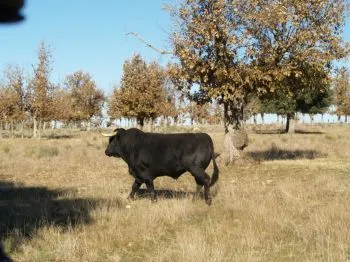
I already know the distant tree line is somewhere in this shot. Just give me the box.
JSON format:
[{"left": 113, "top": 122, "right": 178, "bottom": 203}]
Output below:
[
  {"left": 0, "top": 41, "right": 105, "bottom": 139},
  {"left": 1, "top": 46, "right": 349, "bottom": 139},
  {"left": 1, "top": 0, "right": 349, "bottom": 146}
]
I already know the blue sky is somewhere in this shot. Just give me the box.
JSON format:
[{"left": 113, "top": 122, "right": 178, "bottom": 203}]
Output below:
[
  {"left": 0, "top": 1, "right": 173, "bottom": 95},
  {"left": 0, "top": 1, "right": 349, "bottom": 96}
]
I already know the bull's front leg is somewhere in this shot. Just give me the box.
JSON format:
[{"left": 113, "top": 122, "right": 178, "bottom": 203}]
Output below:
[{"left": 128, "top": 180, "right": 142, "bottom": 200}]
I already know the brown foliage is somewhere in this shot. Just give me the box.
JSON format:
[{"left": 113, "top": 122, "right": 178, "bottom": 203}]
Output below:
[
  {"left": 187, "top": 102, "right": 210, "bottom": 125},
  {"left": 108, "top": 54, "right": 168, "bottom": 127},
  {"left": 27, "top": 41, "right": 53, "bottom": 121},
  {"left": 334, "top": 67, "right": 350, "bottom": 116},
  {"left": 169, "top": 0, "right": 349, "bottom": 130},
  {"left": 64, "top": 71, "right": 105, "bottom": 123},
  {"left": 0, "top": 65, "right": 25, "bottom": 122}
]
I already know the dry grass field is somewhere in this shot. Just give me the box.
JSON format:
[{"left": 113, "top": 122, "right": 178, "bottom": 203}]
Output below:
[{"left": 1, "top": 125, "right": 350, "bottom": 261}]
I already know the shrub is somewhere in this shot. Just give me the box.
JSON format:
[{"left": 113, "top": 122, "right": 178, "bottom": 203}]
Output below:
[
  {"left": 38, "top": 146, "right": 59, "bottom": 158},
  {"left": 25, "top": 146, "right": 59, "bottom": 158},
  {"left": 2, "top": 145, "right": 10, "bottom": 154}
]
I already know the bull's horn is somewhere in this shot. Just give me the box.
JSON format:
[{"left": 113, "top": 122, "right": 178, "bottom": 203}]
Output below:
[{"left": 101, "top": 130, "right": 117, "bottom": 137}]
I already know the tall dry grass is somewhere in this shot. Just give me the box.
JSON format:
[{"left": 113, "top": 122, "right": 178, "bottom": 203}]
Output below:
[{"left": 0, "top": 125, "right": 349, "bottom": 261}]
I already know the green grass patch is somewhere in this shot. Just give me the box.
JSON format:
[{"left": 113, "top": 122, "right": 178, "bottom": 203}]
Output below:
[
  {"left": 2, "top": 145, "right": 10, "bottom": 154},
  {"left": 24, "top": 146, "right": 59, "bottom": 158}
]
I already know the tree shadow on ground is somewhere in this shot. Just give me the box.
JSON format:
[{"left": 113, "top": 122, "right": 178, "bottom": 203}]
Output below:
[
  {"left": 45, "top": 134, "right": 75, "bottom": 139},
  {"left": 253, "top": 129, "right": 325, "bottom": 135},
  {"left": 294, "top": 129, "right": 325, "bottom": 134},
  {"left": 248, "top": 147, "right": 326, "bottom": 161},
  {"left": 0, "top": 133, "right": 75, "bottom": 140},
  {"left": 0, "top": 182, "right": 116, "bottom": 257},
  {"left": 253, "top": 129, "right": 285, "bottom": 134}
]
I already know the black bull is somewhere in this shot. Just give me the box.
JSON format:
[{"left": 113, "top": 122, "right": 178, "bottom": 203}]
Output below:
[{"left": 104, "top": 128, "right": 219, "bottom": 205}]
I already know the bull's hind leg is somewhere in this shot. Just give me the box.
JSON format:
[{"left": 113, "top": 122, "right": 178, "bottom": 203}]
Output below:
[
  {"left": 128, "top": 179, "right": 142, "bottom": 200},
  {"left": 145, "top": 180, "right": 157, "bottom": 203},
  {"left": 191, "top": 169, "right": 212, "bottom": 205},
  {"left": 193, "top": 177, "right": 203, "bottom": 201}
]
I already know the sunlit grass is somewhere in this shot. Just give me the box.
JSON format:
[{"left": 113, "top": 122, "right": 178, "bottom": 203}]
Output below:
[{"left": 0, "top": 125, "right": 349, "bottom": 261}]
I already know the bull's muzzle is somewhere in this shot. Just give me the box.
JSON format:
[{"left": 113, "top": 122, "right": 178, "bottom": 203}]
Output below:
[{"left": 105, "top": 149, "right": 112, "bottom": 156}]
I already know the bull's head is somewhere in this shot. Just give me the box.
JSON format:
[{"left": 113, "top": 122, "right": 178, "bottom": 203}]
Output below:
[{"left": 102, "top": 128, "right": 125, "bottom": 157}]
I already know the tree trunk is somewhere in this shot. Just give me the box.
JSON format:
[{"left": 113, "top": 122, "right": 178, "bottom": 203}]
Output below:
[
  {"left": 345, "top": 115, "right": 348, "bottom": 123},
  {"left": 0, "top": 120, "right": 3, "bottom": 139},
  {"left": 260, "top": 113, "right": 265, "bottom": 125},
  {"left": 10, "top": 119, "right": 14, "bottom": 139},
  {"left": 224, "top": 130, "right": 241, "bottom": 164},
  {"left": 21, "top": 121, "right": 24, "bottom": 139},
  {"left": 285, "top": 113, "right": 296, "bottom": 133},
  {"left": 162, "top": 117, "right": 167, "bottom": 132},
  {"left": 222, "top": 101, "right": 247, "bottom": 165},
  {"left": 149, "top": 119, "right": 154, "bottom": 132},
  {"left": 38, "top": 119, "right": 42, "bottom": 139},
  {"left": 33, "top": 116, "right": 38, "bottom": 138},
  {"left": 285, "top": 114, "right": 290, "bottom": 133},
  {"left": 253, "top": 114, "right": 257, "bottom": 125},
  {"left": 166, "top": 116, "right": 170, "bottom": 127},
  {"left": 137, "top": 117, "right": 144, "bottom": 130}
]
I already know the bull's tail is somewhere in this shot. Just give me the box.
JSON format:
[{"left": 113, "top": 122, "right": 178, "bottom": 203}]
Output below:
[{"left": 210, "top": 153, "right": 219, "bottom": 186}]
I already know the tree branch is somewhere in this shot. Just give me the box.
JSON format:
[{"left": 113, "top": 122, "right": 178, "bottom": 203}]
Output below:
[{"left": 127, "top": 32, "right": 173, "bottom": 55}]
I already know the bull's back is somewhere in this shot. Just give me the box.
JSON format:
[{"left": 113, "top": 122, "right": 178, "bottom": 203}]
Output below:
[{"left": 144, "top": 133, "right": 214, "bottom": 175}]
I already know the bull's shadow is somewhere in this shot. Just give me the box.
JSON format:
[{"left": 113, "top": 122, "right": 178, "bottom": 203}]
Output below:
[
  {"left": 0, "top": 243, "right": 12, "bottom": 262},
  {"left": 133, "top": 188, "right": 218, "bottom": 200},
  {"left": 134, "top": 188, "right": 194, "bottom": 200},
  {"left": 0, "top": 181, "right": 106, "bottom": 256}
]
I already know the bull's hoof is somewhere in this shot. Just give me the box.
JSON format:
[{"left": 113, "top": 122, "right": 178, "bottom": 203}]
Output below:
[
  {"left": 127, "top": 195, "right": 135, "bottom": 201},
  {"left": 205, "top": 198, "right": 212, "bottom": 205},
  {"left": 151, "top": 198, "right": 158, "bottom": 203}
]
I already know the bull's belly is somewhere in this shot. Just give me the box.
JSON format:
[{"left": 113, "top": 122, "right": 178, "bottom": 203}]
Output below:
[
  {"left": 137, "top": 166, "right": 188, "bottom": 180},
  {"left": 154, "top": 169, "right": 187, "bottom": 179}
]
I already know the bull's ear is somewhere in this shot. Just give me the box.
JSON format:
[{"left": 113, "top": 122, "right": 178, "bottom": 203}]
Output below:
[
  {"left": 114, "top": 128, "right": 124, "bottom": 132},
  {"left": 114, "top": 128, "right": 126, "bottom": 136}
]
